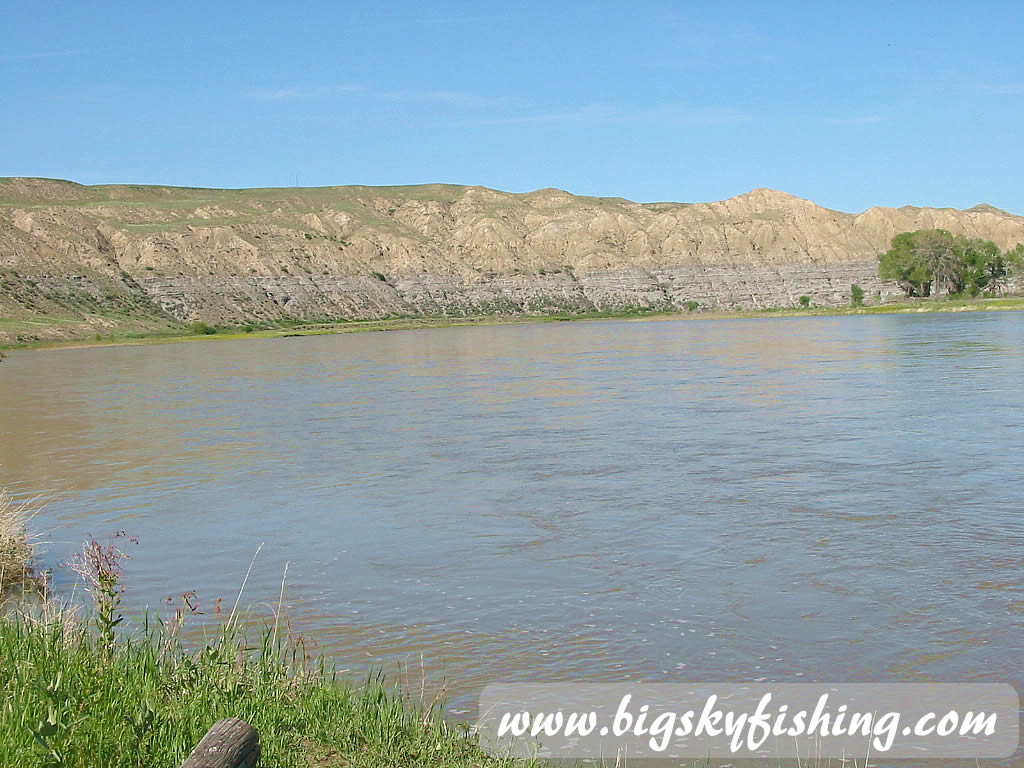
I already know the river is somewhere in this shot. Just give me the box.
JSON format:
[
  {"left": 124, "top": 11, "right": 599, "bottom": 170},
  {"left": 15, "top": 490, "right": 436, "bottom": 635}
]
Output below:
[{"left": 1, "top": 312, "right": 1021, "bottom": 719}]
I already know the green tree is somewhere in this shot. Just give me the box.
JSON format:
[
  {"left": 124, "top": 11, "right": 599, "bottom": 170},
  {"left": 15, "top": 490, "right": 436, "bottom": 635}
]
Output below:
[
  {"left": 1006, "top": 243, "right": 1024, "bottom": 280},
  {"left": 922, "top": 230, "right": 966, "bottom": 294},
  {"left": 879, "top": 231, "right": 935, "bottom": 296},
  {"left": 878, "top": 229, "right": 973, "bottom": 296},
  {"left": 879, "top": 230, "right": 1023, "bottom": 297},
  {"left": 960, "top": 238, "right": 1003, "bottom": 295},
  {"left": 850, "top": 284, "right": 865, "bottom": 307},
  {"left": 798, "top": 295, "right": 811, "bottom": 308}
]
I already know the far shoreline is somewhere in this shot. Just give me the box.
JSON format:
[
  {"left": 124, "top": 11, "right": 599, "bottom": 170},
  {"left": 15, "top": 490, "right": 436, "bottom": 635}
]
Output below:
[{"left": 3, "top": 294, "right": 1024, "bottom": 355}]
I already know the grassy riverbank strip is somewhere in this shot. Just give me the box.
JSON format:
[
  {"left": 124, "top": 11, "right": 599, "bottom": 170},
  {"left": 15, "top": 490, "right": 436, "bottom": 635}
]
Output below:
[
  {"left": 3, "top": 294, "right": 1024, "bottom": 355},
  {"left": 0, "top": 614, "right": 509, "bottom": 768},
  {"left": 0, "top": 495, "right": 517, "bottom": 768}
]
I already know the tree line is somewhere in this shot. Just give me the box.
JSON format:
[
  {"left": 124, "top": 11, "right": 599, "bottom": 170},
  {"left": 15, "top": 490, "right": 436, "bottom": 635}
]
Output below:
[{"left": 878, "top": 229, "right": 1024, "bottom": 297}]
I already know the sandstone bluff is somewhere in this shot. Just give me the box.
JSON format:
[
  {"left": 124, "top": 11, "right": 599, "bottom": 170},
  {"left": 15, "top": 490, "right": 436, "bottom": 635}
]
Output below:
[{"left": 2, "top": 177, "right": 1023, "bottom": 343}]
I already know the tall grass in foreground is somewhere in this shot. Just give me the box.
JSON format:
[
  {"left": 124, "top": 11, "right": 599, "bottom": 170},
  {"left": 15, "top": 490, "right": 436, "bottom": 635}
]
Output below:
[
  {"left": 0, "top": 611, "right": 512, "bottom": 768},
  {"left": 0, "top": 491, "right": 515, "bottom": 768}
]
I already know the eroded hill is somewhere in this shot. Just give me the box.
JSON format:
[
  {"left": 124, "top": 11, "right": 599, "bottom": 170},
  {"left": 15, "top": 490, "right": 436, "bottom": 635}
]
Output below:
[{"left": 2, "top": 178, "right": 1023, "bottom": 343}]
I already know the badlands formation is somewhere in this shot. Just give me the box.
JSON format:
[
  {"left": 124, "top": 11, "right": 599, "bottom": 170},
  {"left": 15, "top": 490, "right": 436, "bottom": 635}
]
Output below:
[{"left": 2, "top": 177, "right": 1023, "bottom": 343}]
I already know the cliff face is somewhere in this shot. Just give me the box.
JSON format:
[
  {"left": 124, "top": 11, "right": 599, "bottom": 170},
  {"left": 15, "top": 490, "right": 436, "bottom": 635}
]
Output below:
[{"left": 2, "top": 178, "right": 1023, "bottom": 343}]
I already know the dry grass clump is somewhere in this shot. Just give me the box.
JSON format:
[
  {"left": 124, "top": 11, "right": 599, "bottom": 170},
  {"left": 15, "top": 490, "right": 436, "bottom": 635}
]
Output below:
[{"left": 0, "top": 489, "right": 42, "bottom": 596}]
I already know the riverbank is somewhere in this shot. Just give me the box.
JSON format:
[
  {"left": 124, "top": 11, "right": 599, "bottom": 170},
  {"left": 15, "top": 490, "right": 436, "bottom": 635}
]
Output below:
[
  {"left": 3, "top": 294, "right": 1024, "bottom": 355},
  {"left": 0, "top": 611, "right": 515, "bottom": 768},
  {"left": 0, "top": 492, "right": 518, "bottom": 768},
  {"left": 2, "top": 294, "right": 1024, "bottom": 354}
]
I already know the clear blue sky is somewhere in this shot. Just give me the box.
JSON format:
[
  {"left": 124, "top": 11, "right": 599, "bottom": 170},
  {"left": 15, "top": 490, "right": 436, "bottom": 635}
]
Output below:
[{"left": 3, "top": 1, "right": 1022, "bottom": 213}]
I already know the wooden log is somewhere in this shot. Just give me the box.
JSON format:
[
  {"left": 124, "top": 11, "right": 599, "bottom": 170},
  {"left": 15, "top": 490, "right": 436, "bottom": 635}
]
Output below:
[{"left": 180, "top": 718, "right": 260, "bottom": 768}]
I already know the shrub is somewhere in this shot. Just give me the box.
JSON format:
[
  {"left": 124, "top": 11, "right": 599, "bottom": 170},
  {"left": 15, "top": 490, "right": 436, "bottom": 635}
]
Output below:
[
  {"left": 188, "top": 321, "right": 216, "bottom": 335},
  {"left": 798, "top": 295, "right": 811, "bottom": 308}
]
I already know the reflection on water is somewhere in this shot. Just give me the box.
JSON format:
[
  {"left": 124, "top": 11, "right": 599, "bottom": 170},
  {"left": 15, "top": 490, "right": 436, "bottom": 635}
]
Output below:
[{"left": 1, "top": 312, "right": 1022, "bottom": 715}]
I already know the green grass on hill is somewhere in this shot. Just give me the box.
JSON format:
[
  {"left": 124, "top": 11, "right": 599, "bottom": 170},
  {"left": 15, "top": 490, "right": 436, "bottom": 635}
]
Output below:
[{"left": 0, "top": 179, "right": 472, "bottom": 211}]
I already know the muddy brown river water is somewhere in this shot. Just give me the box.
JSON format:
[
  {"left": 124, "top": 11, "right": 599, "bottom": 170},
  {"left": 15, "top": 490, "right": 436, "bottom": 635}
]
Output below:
[{"left": 1, "top": 312, "right": 1021, "bottom": 726}]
